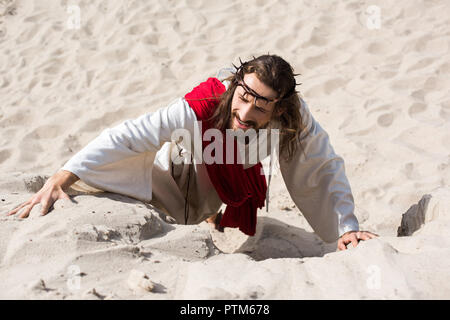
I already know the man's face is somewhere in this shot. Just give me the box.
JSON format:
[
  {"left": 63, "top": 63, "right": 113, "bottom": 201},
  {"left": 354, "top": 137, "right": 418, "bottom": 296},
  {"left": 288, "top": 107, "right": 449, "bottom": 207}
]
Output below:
[{"left": 229, "top": 73, "right": 279, "bottom": 131}]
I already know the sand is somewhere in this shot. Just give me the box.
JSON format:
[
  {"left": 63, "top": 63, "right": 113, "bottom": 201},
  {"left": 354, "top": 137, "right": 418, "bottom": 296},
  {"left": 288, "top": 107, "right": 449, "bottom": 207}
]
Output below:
[{"left": 0, "top": 0, "right": 449, "bottom": 299}]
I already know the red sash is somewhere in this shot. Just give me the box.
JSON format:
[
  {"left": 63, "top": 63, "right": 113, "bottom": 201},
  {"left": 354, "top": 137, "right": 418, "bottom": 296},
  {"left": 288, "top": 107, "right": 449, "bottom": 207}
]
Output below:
[{"left": 184, "top": 77, "right": 267, "bottom": 236}]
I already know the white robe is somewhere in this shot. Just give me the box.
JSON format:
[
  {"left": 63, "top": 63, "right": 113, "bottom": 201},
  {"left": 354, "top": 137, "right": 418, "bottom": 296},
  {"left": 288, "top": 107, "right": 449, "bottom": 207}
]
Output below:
[{"left": 61, "top": 68, "right": 359, "bottom": 243}]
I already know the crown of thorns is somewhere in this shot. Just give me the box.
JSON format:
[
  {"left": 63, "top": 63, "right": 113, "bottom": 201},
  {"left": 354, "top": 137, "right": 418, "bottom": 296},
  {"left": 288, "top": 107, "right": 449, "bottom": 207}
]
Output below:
[{"left": 231, "top": 57, "right": 302, "bottom": 101}]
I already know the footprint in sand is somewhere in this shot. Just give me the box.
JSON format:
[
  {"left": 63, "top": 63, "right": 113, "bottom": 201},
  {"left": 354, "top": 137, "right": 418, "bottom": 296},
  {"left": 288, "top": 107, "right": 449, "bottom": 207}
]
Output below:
[
  {"left": 42, "top": 58, "right": 65, "bottom": 75},
  {"left": 255, "top": 0, "right": 272, "bottom": 7},
  {"left": 440, "top": 99, "right": 450, "bottom": 110},
  {"left": 0, "top": 111, "right": 32, "bottom": 127},
  {"left": 438, "top": 62, "right": 450, "bottom": 75},
  {"left": 402, "top": 162, "right": 415, "bottom": 179},
  {"left": 121, "top": 80, "right": 147, "bottom": 96},
  {"left": 142, "top": 33, "right": 159, "bottom": 46},
  {"left": 0, "top": 23, "right": 6, "bottom": 39},
  {"left": 0, "top": 149, "right": 11, "bottom": 164},
  {"left": 25, "top": 125, "right": 64, "bottom": 140},
  {"left": 178, "top": 49, "right": 204, "bottom": 65},
  {"left": 79, "top": 109, "right": 128, "bottom": 133},
  {"left": 367, "top": 41, "right": 389, "bottom": 55},
  {"left": 300, "top": 27, "right": 329, "bottom": 48},
  {"left": 85, "top": 70, "right": 95, "bottom": 88},
  {"left": 303, "top": 52, "right": 328, "bottom": 69},
  {"left": 0, "top": 75, "right": 10, "bottom": 89},
  {"left": 406, "top": 57, "right": 435, "bottom": 73},
  {"left": 102, "top": 48, "right": 129, "bottom": 64},
  {"left": 127, "top": 23, "right": 147, "bottom": 36},
  {"left": 276, "top": 34, "right": 296, "bottom": 50},
  {"left": 174, "top": 9, "right": 206, "bottom": 34},
  {"left": 361, "top": 187, "right": 384, "bottom": 201},
  {"left": 160, "top": 64, "right": 176, "bottom": 80},
  {"left": 60, "top": 134, "right": 81, "bottom": 156},
  {"left": 16, "top": 28, "right": 38, "bottom": 45},
  {"left": 377, "top": 112, "right": 394, "bottom": 127},
  {"left": 18, "top": 141, "right": 44, "bottom": 162},
  {"left": 23, "top": 12, "right": 47, "bottom": 23},
  {"left": 440, "top": 109, "right": 450, "bottom": 120},
  {"left": 408, "top": 102, "right": 427, "bottom": 118},
  {"left": 411, "top": 89, "right": 425, "bottom": 101},
  {"left": 41, "top": 81, "right": 52, "bottom": 88},
  {"left": 323, "top": 78, "right": 347, "bottom": 95}
]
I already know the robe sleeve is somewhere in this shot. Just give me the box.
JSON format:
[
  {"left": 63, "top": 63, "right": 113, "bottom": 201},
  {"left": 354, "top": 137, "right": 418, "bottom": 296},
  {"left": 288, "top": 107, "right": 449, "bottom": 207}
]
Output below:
[
  {"left": 279, "top": 98, "right": 359, "bottom": 243},
  {"left": 60, "top": 97, "right": 198, "bottom": 203}
]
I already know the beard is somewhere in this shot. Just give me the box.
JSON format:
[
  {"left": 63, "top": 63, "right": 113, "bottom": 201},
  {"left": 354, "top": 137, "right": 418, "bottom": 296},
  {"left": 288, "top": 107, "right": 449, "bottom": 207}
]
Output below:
[
  {"left": 229, "top": 112, "right": 271, "bottom": 145},
  {"left": 230, "top": 112, "right": 261, "bottom": 131}
]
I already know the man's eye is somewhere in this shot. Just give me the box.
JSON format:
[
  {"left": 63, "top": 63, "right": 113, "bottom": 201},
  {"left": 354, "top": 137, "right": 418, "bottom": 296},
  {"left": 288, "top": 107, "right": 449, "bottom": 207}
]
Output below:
[
  {"left": 240, "top": 95, "right": 266, "bottom": 112},
  {"left": 256, "top": 107, "right": 266, "bottom": 113}
]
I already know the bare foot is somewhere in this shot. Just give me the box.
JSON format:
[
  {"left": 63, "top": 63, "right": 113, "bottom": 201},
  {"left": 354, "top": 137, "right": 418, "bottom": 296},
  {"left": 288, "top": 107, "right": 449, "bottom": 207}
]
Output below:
[{"left": 206, "top": 210, "right": 224, "bottom": 232}]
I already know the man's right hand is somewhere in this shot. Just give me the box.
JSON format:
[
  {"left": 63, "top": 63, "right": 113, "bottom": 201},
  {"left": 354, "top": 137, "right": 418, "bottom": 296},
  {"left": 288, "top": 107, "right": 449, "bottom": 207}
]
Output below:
[{"left": 5, "top": 170, "right": 79, "bottom": 219}]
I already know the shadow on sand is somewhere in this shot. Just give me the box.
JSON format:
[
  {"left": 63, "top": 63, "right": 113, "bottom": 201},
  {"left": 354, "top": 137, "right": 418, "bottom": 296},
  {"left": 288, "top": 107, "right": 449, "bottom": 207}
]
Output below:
[{"left": 234, "top": 217, "right": 338, "bottom": 261}]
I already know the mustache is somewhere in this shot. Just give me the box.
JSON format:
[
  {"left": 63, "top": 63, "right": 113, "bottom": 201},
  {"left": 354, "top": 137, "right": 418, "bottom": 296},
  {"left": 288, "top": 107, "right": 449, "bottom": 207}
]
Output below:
[{"left": 233, "top": 113, "right": 256, "bottom": 128}]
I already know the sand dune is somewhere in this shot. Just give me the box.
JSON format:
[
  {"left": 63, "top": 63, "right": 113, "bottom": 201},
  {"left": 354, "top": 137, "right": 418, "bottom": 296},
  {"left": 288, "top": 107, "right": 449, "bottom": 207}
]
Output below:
[{"left": 1, "top": 173, "right": 449, "bottom": 299}]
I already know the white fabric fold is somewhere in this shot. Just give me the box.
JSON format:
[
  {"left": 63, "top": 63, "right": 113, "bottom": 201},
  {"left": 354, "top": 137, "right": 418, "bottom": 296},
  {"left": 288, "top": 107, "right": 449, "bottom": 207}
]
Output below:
[{"left": 279, "top": 98, "right": 359, "bottom": 242}]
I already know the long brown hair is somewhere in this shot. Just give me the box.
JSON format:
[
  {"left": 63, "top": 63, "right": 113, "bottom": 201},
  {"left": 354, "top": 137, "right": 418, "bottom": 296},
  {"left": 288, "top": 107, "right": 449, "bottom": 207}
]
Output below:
[{"left": 208, "top": 54, "right": 307, "bottom": 162}]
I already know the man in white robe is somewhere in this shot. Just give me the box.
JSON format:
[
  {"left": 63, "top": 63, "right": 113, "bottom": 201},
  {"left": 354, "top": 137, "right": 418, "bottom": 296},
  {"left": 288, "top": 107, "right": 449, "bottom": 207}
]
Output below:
[{"left": 6, "top": 66, "right": 377, "bottom": 250}]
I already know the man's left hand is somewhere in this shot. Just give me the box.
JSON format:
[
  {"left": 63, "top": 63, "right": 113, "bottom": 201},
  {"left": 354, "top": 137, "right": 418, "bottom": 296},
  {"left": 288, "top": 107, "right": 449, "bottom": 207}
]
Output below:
[{"left": 337, "top": 230, "right": 378, "bottom": 251}]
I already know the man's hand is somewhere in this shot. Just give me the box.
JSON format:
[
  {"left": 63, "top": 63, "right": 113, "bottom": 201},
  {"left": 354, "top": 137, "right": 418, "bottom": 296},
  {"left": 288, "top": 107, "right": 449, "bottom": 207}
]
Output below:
[
  {"left": 5, "top": 170, "right": 79, "bottom": 219},
  {"left": 337, "top": 230, "right": 378, "bottom": 251}
]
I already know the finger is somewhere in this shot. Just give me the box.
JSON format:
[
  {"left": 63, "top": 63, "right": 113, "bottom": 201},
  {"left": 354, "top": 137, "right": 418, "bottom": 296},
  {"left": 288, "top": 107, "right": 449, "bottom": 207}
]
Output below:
[
  {"left": 6, "top": 201, "right": 29, "bottom": 216},
  {"left": 18, "top": 205, "right": 33, "bottom": 218},
  {"left": 350, "top": 235, "right": 359, "bottom": 248},
  {"left": 18, "top": 203, "right": 34, "bottom": 219},
  {"left": 361, "top": 230, "right": 379, "bottom": 238},
  {"left": 366, "top": 232, "right": 379, "bottom": 239},
  {"left": 337, "top": 241, "right": 347, "bottom": 251},
  {"left": 6, "top": 201, "right": 28, "bottom": 215},
  {"left": 40, "top": 199, "right": 52, "bottom": 215},
  {"left": 60, "top": 192, "right": 70, "bottom": 200},
  {"left": 358, "top": 232, "right": 372, "bottom": 241}
]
